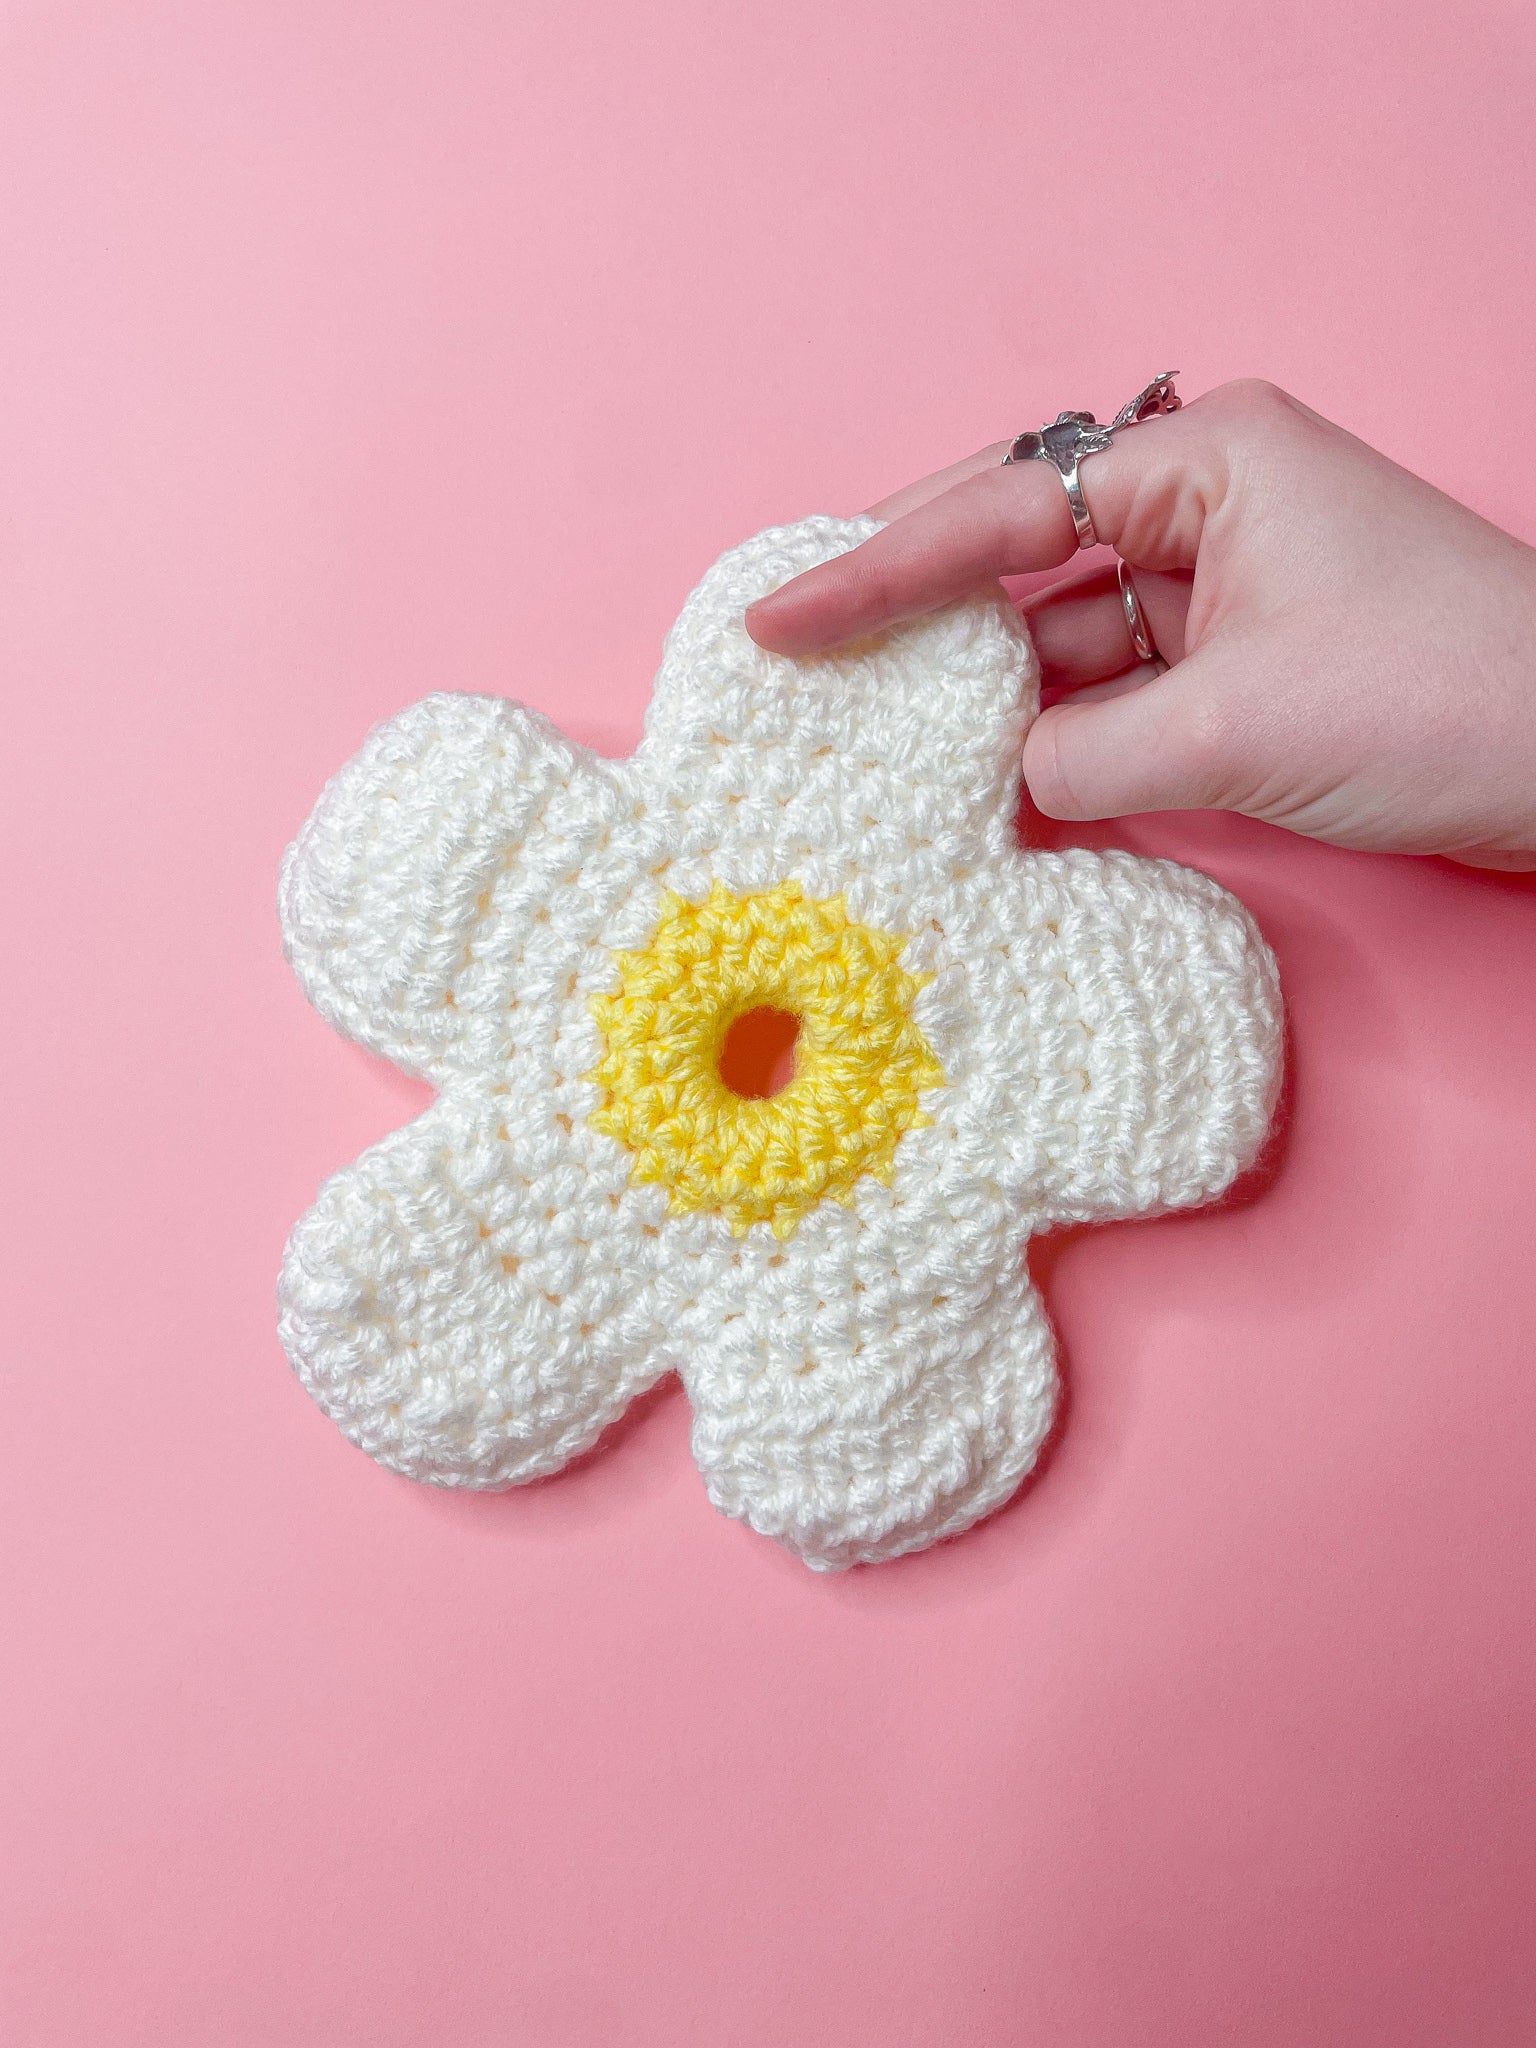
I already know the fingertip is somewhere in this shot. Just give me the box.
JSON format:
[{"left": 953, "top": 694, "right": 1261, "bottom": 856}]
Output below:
[
  {"left": 1022, "top": 655, "right": 1230, "bottom": 823},
  {"left": 743, "top": 592, "right": 822, "bottom": 656},
  {"left": 742, "top": 595, "right": 778, "bottom": 650},
  {"left": 1021, "top": 706, "right": 1088, "bottom": 820},
  {"left": 745, "top": 551, "right": 875, "bottom": 656}
]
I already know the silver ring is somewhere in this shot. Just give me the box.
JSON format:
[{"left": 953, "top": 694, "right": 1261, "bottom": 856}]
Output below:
[
  {"left": 1118, "top": 557, "right": 1156, "bottom": 662},
  {"left": 1002, "top": 371, "right": 1181, "bottom": 551}
]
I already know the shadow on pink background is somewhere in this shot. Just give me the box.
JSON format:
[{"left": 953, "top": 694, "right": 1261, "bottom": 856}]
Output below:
[{"left": 3, "top": 4, "right": 1535, "bottom": 2043}]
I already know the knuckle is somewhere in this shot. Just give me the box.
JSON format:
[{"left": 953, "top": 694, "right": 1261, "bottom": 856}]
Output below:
[
  {"left": 986, "top": 456, "right": 1079, "bottom": 560},
  {"left": 1205, "top": 376, "right": 1304, "bottom": 436},
  {"left": 952, "top": 467, "right": 1042, "bottom": 576}
]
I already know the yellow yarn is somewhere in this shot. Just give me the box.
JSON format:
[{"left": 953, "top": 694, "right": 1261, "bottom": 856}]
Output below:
[{"left": 587, "top": 882, "right": 944, "bottom": 1238}]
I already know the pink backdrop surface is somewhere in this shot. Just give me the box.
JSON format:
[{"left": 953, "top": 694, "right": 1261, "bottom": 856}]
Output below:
[{"left": 4, "top": 4, "right": 1535, "bottom": 2043}]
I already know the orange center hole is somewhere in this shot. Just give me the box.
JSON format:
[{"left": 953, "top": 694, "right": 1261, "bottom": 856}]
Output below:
[{"left": 717, "top": 1006, "right": 800, "bottom": 1099}]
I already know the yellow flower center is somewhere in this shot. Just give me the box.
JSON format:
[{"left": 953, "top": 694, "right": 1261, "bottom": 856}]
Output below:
[{"left": 586, "top": 881, "right": 944, "bottom": 1238}]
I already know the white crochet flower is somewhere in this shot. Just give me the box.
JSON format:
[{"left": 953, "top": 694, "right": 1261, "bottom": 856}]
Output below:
[{"left": 279, "top": 516, "right": 1282, "bottom": 1571}]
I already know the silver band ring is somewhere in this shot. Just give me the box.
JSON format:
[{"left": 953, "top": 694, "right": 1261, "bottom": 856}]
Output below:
[
  {"left": 1118, "top": 558, "right": 1157, "bottom": 662},
  {"left": 1002, "top": 372, "right": 1181, "bottom": 551}
]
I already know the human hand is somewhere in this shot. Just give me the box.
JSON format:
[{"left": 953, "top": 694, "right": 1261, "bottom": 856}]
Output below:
[{"left": 745, "top": 380, "right": 1536, "bottom": 870}]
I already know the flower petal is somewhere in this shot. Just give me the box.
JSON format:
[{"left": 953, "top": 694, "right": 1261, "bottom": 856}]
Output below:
[
  {"left": 940, "top": 849, "right": 1283, "bottom": 1222},
  {"left": 281, "top": 692, "right": 634, "bottom": 1078},
  {"left": 679, "top": 1193, "right": 1055, "bottom": 1570},
  {"left": 632, "top": 517, "right": 1036, "bottom": 903},
  {"left": 278, "top": 1094, "right": 676, "bottom": 1485}
]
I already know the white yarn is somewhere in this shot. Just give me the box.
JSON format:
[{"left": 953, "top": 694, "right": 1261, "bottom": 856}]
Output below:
[{"left": 278, "top": 516, "right": 1283, "bottom": 1570}]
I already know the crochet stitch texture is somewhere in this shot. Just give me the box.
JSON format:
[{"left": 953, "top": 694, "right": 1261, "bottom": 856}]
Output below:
[{"left": 278, "top": 515, "right": 1283, "bottom": 1570}]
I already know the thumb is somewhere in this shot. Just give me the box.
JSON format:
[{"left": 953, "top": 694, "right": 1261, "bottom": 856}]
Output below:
[{"left": 1023, "top": 650, "right": 1243, "bottom": 820}]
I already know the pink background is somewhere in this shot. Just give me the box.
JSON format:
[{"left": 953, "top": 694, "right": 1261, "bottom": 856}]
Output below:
[{"left": 4, "top": 4, "right": 1535, "bottom": 2042}]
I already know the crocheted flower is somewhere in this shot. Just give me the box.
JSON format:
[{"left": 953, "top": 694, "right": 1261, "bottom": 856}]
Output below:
[{"left": 279, "top": 516, "right": 1282, "bottom": 1570}]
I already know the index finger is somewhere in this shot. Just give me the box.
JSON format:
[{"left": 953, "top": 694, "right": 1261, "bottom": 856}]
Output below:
[{"left": 745, "top": 396, "right": 1231, "bottom": 656}]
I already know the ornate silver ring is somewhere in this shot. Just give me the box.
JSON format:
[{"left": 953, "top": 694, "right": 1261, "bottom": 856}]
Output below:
[{"left": 1002, "top": 372, "right": 1182, "bottom": 549}]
